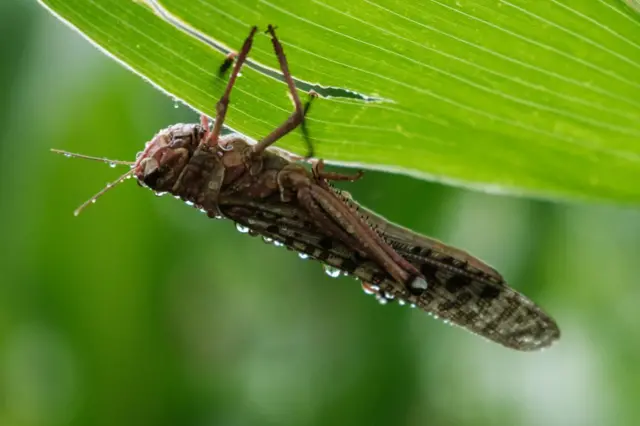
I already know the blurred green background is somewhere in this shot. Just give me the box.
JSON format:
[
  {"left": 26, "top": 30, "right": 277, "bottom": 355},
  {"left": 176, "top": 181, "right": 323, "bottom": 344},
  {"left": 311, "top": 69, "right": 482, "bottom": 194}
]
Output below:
[{"left": 2, "top": 1, "right": 640, "bottom": 426}]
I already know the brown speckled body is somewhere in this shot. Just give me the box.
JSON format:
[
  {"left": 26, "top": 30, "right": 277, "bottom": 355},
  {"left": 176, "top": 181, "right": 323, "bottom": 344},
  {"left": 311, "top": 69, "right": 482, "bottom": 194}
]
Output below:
[{"left": 132, "top": 123, "right": 560, "bottom": 351}]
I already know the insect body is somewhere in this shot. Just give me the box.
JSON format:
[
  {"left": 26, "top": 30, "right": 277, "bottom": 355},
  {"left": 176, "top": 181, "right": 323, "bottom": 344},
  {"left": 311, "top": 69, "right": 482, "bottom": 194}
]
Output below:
[{"left": 54, "top": 25, "right": 560, "bottom": 351}]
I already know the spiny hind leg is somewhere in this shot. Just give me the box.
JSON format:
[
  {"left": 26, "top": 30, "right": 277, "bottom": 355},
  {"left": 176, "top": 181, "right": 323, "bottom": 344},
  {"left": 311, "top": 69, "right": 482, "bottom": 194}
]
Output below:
[{"left": 202, "top": 26, "right": 258, "bottom": 148}]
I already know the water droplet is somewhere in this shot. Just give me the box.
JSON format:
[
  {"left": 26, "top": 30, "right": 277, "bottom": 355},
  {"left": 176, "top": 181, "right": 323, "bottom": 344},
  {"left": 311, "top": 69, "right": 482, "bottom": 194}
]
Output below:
[
  {"left": 362, "top": 284, "right": 376, "bottom": 295},
  {"left": 235, "top": 223, "right": 249, "bottom": 233},
  {"left": 64, "top": 153, "right": 72, "bottom": 158},
  {"left": 91, "top": 199, "right": 96, "bottom": 204},
  {"left": 323, "top": 264, "right": 341, "bottom": 278},
  {"left": 262, "top": 236, "right": 273, "bottom": 243},
  {"left": 398, "top": 299, "right": 406, "bottom": 306},
  {"left": 410, "top": 304, "right": 416, "bottom": 309},
  {"left": 185, "top": 201, "right": 194, "bottom": 207},
  {"left": 273, "top": 240, "right": 283, "bottom": 247},
  {"left": 410, "top": 277, "right": 428, "bottom": 291},
  {"left": 384, "top": 292, "right": 394, "bottom": 300},
  {"left": 298, "top": 253, "right": 309, "bottom": 260},
  {"left": 199, "top": 208, "right": 207, "bottom": 214},
  {"left": 173, "top": 102, "right": 179, "bottom": 109},
  {"left": 155, "top": 191, "right": 166, "bottom": 197},
  {"left": 376, "top": 296, "right": 388, "bottom": 305},
  {"left": 109, "top": 162, "right": 117, "bottom": 168}
]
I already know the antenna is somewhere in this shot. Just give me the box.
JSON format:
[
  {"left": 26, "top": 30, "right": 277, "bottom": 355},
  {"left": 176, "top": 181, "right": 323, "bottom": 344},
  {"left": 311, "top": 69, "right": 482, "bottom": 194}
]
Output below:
[
  {"left": 51, "top": 148, "right": 136, "bottom": 215},
  {"left": 72, "top": 168, "right": 135, "bottom": 216},
  {"left": 50, "top": 149, "right": 134, "bottom": 166}
]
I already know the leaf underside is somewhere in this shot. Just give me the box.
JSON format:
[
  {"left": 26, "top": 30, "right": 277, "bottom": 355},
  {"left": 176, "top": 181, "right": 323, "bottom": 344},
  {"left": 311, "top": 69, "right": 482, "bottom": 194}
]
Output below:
[{"left": 40, "top": 0, "right": 640, "bottom": 204}]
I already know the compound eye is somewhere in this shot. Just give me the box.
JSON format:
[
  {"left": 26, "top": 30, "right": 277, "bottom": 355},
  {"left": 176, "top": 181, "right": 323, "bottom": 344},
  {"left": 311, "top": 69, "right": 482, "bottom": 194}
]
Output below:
[{"left": 143, "top": 167, "right": 161, "bottom": 188}]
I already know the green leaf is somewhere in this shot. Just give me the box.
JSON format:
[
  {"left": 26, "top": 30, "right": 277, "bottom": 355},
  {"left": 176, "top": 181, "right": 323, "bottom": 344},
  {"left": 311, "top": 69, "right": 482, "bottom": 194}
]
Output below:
[{"left": 39, "top": 0, "right": 640, "bottom": 203}]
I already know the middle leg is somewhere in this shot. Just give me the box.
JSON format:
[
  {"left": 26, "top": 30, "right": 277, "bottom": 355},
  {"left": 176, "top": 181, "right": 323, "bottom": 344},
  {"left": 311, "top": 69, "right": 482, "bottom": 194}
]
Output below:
[{"left": 253, "top": 25, "right": 313, "bottom": 157}]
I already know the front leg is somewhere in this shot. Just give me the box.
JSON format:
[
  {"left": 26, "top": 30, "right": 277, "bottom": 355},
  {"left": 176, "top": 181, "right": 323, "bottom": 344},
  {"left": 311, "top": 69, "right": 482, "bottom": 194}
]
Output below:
[{"left": 173, "top": 145, "right": 226, "bottom": 217}]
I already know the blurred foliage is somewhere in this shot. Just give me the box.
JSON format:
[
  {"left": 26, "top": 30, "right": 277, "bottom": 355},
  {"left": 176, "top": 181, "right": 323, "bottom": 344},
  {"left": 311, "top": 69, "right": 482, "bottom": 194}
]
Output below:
[
  {"left": 41, "top": 0, "right": 640, "bottom": 203},
  {"left": 1, "top": 1, "right": 640, "bottom": 426}
]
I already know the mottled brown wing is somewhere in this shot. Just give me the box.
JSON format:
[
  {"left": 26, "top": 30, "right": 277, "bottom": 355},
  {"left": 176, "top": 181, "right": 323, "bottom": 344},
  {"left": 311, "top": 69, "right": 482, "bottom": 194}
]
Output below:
[
  {"left": 393, "top": 240, "right": 559, "bottom": 351},
  {"left": 220, "top": 197, "right": 560, "bottom": 351},
  {"left": 357, "top": 202, "right": 560, "bottom": 351}
]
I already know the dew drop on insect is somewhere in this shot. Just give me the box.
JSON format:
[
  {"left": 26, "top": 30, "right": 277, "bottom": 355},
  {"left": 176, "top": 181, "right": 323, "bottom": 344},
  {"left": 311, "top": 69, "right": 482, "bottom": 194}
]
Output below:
[
  {"left": 410, "top": 303, "right": 416, "bottom": 309},
  {"left": 385, "top": 292, "right": 394, "bottom": 300},
  {"left": 323, "top": 265, "right": 341, "bottom": 278},
  {"left": 361, "top": 283, "right": 376, "bottom": 295},
  {"left": 376, "top": 295, "right": 388, "bottom": 305},
  {"left": 185, "top": 201, "right": 194, "bottom": 207},
  {"left": 262, "top": 236, "right": 273, "bottom": 243},
  {"left": 155, "top": 191, "right": 166, "bottom": 197},
  {"left": 273, "top": 240, "right": 283, "bottom": 247},
  {"left": 410, "top": 277, "right": 428, "bottom": 291},
  {"left": 64, "top": 153, "right": 72, "bottom": 158},
  {"left": 199, "top": 208, "right": 207, "bottom": 214},
  {"left": 109, "top": 162, "right": 117, "bottom": 168},
  {"left": 235, "top": 223, "right": 249, "bottom": 233},
  {"left": 298, "top": 253, "right": 309, "bottom": 260},
  {"left": 398, "top": 299, "right": 406, "bottom": 306}
]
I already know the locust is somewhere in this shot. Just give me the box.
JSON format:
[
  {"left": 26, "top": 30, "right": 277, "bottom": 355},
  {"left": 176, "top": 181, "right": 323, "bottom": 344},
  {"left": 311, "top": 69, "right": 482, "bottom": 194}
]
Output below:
[{"left": 53, "top": 25, "right": 560, "bottom": 351}]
